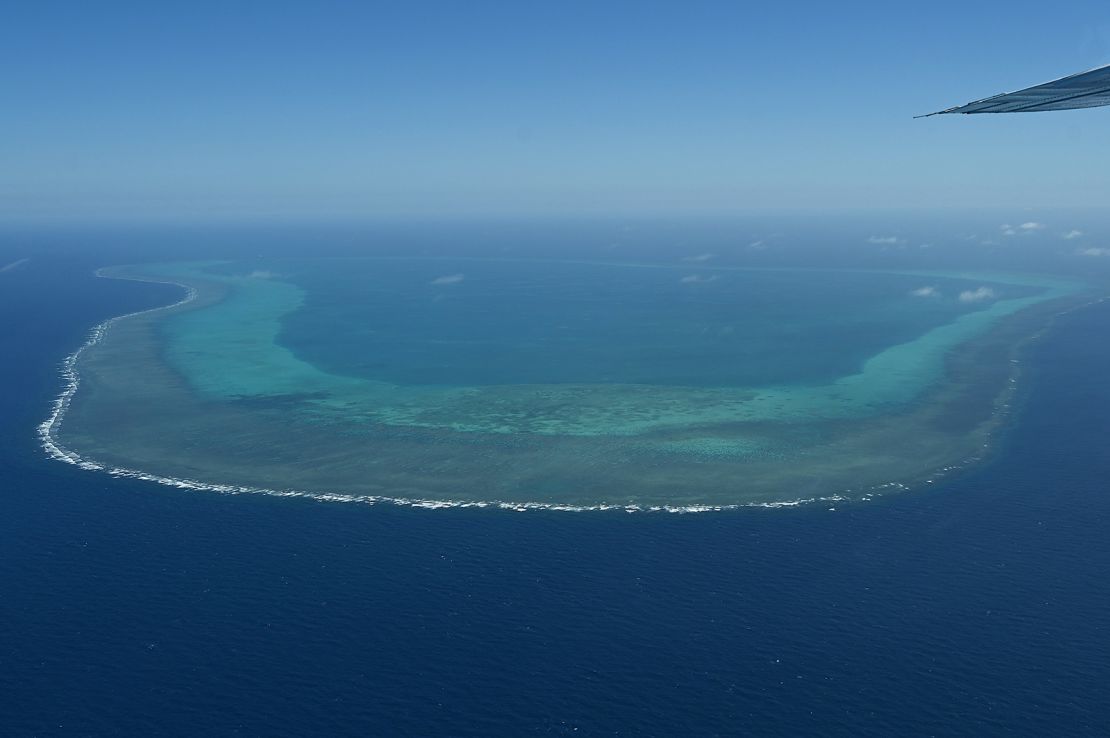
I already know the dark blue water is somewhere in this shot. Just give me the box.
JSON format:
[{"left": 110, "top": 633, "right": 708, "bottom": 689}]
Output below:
[{"left": 3, "top": 235, "right": 1110, "bottom": 736}]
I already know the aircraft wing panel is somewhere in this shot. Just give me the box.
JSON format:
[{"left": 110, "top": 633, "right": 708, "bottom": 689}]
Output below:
[{"left": 921, "top": 64, "right": 1110, "bottom": 116}]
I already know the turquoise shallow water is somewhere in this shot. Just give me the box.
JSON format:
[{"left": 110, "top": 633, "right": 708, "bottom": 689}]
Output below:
[
  {"left": 52, "top": 257, "right": 1084, "bottom": 507},
  {"left": 155, "top": 259, "right": 1072, "bottom": 432}
]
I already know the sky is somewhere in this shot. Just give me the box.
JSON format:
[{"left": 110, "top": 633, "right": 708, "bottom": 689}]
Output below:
[{"left": 3, "top": 1, "right": 1110, "bottom": 221}]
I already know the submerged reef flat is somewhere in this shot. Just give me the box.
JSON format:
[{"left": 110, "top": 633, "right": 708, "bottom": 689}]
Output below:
[{"left": 46, "top": 258, "right": 1086, "bottom": 510}]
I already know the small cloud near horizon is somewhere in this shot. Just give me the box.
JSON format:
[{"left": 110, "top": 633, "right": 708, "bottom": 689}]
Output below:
[
  {"left": 959, "top": 286, "right": 997, "bottom": 303},
  {"left": 910, "top": 286, "right": 939, "bottom": 298},
  {"left": 1062, "top": 230, "right": 1084, "bottom": 240},
  {"left": 682, "top": 252, "right": 714, "bottom": 262},
  {"left": 431, "top": 273, "right": 465, "bottom": 285},
  {"left": 867, "top": 236, "right": 904, "bottom": 245},
  {"left": 1002, "top": 222, "right": 1045, "bottom": 236},
  {"left": 0, "top": 257, "right": 30, "bottom": 274},
  {"left": 1078, "top": 247, "right": 1110, "bottom": 257},
  {"left": 680, "top": 274, "right": 719, "bottom": 284}
]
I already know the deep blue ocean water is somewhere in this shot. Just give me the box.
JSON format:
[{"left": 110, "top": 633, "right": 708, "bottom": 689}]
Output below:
[{"left": 3, "top": 224, "right": 1110, "bottom": 735}]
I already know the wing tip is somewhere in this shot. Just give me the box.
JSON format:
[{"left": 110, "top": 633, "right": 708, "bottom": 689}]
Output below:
[{"left": 915, "top": 109, "right": 956, "bottom": 119}]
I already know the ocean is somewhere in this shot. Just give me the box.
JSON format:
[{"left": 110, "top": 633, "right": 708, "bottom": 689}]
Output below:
[{"left": 2, "top": 220, "right": 1109, "bottom": 735}]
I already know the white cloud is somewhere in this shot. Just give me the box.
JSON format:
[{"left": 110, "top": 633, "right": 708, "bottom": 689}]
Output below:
[
  {"left": 0, "top": 257, "right": 29, "bottom": 273},
  {"left": 910, "top": 286, "right": 939, "bottom": 297},
  {"left": 682, "top": 252, "right": 714, "bottom": 262},
  {"left": 867, "top": 236, "right": 904, "bottom": 245},
  {"left": 680, "top": 274, "right": 719, "bottom": 284},
  {"left": 959, "top": 287, "right": 997, "bottom": 303},
  {"left": 1078, "top": 247, "right": 1110, "bottom": 257},
  {"left": 1062, "top": 230, "right": 1084, "bottom": 240},
  {"left": 431, "top": 273, "right": 465, "bottom": 285},
  {"left": 748, "top": 240, "right": 766, "bottom": 250},
  {"left": 1003, "top": 222, "right": 1045, "bottom": 236}
]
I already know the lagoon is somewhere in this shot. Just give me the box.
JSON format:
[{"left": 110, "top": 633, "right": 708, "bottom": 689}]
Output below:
[{"left": 46, "top": 257, "right": 1083, "bottom": 509}]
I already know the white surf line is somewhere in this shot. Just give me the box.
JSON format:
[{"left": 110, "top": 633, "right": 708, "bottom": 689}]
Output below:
[
  {"left": 38, "top": 270, "right": 198, "bottom": 470},
  {"left": 35, "top": 264, "right": 1086, "bottom": 514}
]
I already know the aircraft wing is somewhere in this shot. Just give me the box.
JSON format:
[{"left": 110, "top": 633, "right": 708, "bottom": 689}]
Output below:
[{"left": 920, "top": 63, "right": 1110, "bottom": 116}]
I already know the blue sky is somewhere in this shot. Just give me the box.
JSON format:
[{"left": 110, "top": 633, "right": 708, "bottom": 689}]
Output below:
[{"left": 3, "top": 1, "right": 1110, "bottom": 221}]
